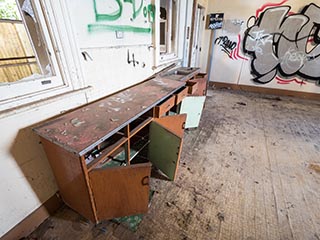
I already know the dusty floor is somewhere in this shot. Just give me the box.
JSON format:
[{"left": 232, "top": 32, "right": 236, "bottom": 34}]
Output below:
[{"left": 26, "top": 89, "right": 320, "bottom": 240}]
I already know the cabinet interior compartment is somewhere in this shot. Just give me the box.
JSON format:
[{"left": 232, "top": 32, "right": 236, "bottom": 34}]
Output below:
[
  {"left": 129, "top": 110, "right": 153, "bottom": 137},
  {"left": 129, "top": 127, "right": 150, "bottom": 165},
  {"left": 86, "top": 131, "right": 128, "bottom": 171},
  {"left": 114, "top": 124, "right": 151, "bottom": 165}
]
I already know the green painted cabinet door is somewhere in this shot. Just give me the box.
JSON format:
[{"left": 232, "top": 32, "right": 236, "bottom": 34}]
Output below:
[
  {"left": 149, "top": 115, "right": 186, "bottom": 181},
  {"left": 179, "top": 96, "right": 206, "bottom": 128}
]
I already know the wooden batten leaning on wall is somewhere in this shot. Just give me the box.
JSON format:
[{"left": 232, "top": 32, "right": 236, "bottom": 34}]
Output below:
[{"left": 210, "top": 82, "right": 320, "bottom": 101}]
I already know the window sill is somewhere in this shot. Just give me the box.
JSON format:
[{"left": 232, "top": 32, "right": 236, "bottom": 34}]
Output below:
[
  {"left": 0, "top": 86, "right": 92, "bottom": 119},
  {"left": 153, "top": 56, "right": 181, "bottom": 70}
]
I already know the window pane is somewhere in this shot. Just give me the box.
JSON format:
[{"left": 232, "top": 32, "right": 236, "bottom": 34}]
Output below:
[
  {"left": 159, "top": 0, "right": 178, "bottom": 57},
  {"left": 0, "top": 0, "right": 53, "bottom": 84}
]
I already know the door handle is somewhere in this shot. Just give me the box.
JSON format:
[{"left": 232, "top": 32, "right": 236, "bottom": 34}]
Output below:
[{"left": 141, "top": 176, "right": 150, "bottom": 186}]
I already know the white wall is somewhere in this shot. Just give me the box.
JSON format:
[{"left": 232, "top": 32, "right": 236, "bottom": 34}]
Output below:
[
  {"left": 206, "top": 0, "right": 320, "bottom": 94},
  {"left": 0, "top": 0, "right": 191, "bottom": 237}
]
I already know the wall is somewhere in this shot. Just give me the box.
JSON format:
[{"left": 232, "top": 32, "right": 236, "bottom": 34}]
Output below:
[
  {"left": 206, "top": 0, "right": 320, "bottom": 94},
  {"left": 66, "top": 0, "right": 156, "bottom": 102},
  {"left": 0, "top": 0, "right": 191, "bottom": 237}
]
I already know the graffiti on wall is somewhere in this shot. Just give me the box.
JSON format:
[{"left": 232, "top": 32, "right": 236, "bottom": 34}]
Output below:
[
  {"left": 215, "top": 35, "right": 248, "bottom": 61},
  {"left": 88, "top": 0, "right": 155, "bottom": 33},
  {"left": 243, "top": 1, "right": 320, "bottom": 86}
]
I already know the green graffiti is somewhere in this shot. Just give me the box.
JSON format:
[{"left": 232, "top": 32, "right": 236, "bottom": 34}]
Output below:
[
  {"left": 94, "top": 0, "right": 123, "bottom": 21},
  {"left": 89, "top": 0, "right": 155, "bottom": 34},
  {"left": 143, "top": 4, "right": 155, "bottom": 23},
  {"left": 124, "top": 0, "right": 143, "bottom": 19},
  {"left": 88, "top": 24, "right": 151, "bottom": 33}
]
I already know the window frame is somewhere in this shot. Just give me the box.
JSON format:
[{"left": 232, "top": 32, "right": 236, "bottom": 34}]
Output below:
[
  {"left": 154, "top": 0, "right": 181, "bottom": 66},
  {"left": 0, "top": 0, "right": 83, "bottom": 112}
]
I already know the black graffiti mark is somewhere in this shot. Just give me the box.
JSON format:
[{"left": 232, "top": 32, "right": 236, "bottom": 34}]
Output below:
[
  {"left": 243, "top": 3, "right": 320, "bottom": 85},
  {"left": 215, "top": 36, "right": 237, "bottom": 58},
  {"left": 127, "top": 50, "right": 139, "bottom": 67}
]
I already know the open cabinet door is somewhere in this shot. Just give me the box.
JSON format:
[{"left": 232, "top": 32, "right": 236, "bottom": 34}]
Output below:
[
  {"left": 89, "top": 163, "right": 151, "bottom": 221},
  {"left": 149, "top": 114, "right": 186, "bottom": 181},
  {"left": 180, "top": 96, "right": 206, "bottom": 128}
]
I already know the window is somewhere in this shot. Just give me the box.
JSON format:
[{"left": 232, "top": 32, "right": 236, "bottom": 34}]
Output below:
[
  {"left": 156, "top": 0, "right": 179, "bottom": 63},
  {"left": 0, "top": 0, "right": 68, "bottom": 111}
]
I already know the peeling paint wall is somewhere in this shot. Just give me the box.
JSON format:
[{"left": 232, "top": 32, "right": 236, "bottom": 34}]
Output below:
[{"left": 207, "top": 0, "right": 320, "bottom": 94}]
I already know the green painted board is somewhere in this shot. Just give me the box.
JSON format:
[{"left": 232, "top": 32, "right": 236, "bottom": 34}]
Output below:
[
  {"left": 179, "top": 96, "right": 206, "bottom": 128},
  {"left": 149, "top": 122, "right": 181, "bottom": 181}
]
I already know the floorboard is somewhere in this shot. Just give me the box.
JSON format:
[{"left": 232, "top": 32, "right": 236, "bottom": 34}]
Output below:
[{"left": 26, "top": 89, "right": 320, "bottom": 240}]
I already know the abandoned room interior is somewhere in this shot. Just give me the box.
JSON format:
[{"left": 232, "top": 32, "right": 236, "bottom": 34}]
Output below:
[{"left": 0, "top": 0, "right": 319, "bottom": 239}]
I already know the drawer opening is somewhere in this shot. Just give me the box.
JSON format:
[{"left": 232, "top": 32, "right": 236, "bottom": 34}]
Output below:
[
  {"left": 85, "top": 133, "right": 127, "bottom": 169},
  {"left": 186, "top": 81, "right": 198, "bottom": 94},
  {"left": 194, "top": 73, "right": 207, "bottom": 79}
]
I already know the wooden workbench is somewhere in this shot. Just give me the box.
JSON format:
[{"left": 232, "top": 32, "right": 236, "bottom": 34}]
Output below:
[{"left": 33, "top": 77, "right": 188, "bottom": 223}]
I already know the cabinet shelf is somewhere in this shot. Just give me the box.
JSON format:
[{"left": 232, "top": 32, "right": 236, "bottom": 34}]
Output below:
[{"left": 87, "top": 136, "right": 128, "bottom": 171}]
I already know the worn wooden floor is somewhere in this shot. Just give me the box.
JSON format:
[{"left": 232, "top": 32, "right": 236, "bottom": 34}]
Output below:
[{"left": 27, "top": 89, "right": 320, "bottom": 240}]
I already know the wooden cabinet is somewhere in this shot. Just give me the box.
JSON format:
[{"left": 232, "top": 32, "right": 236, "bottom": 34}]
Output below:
[
  {"left": 34, "top": 78, "right": 187, "bottom": 223},
  {"left": 188, "top": 73, "right": 208, "bottom": 96}
]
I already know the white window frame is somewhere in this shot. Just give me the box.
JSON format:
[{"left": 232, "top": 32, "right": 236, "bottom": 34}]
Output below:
[
  {"left": 0, "top": 0, "right": 84, "bottom": 112},
  {"left": 154, "top": 0, "right": 182, "bottom": 67}
]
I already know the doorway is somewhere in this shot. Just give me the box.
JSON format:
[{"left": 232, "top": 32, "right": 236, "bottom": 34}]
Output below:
[{"left": 189, "top": 4, "right": 205, "bottom": 67}]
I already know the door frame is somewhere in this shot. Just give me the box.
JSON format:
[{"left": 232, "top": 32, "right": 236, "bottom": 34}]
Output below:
[{"left": 188, "top": 2, "right": 206, "bottom": 67}]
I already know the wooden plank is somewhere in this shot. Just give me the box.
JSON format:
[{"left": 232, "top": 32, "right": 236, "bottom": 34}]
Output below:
[
  {"left": 40, "top": 137, "right": 96, "bottom": 222},
  {"left": 89, "top": 163, "right": 151, "bottom": 221},
  {"left": 0, "top": 21, "right": 40, "bottom": 83}
]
